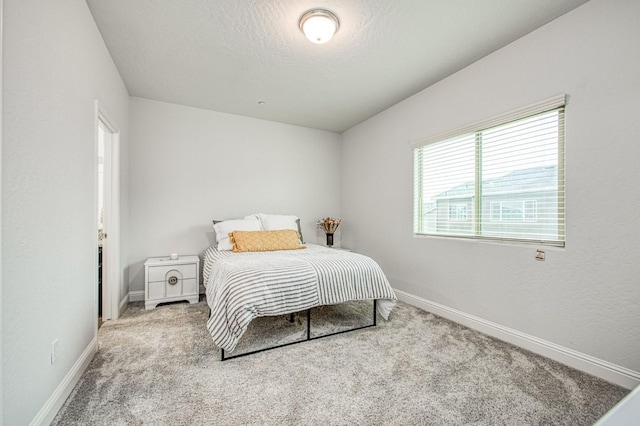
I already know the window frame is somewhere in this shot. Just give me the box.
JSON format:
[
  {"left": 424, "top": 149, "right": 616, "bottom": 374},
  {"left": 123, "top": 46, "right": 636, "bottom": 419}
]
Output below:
[{"left": 413, "top": 94, "right": 566, "bottom": 247}]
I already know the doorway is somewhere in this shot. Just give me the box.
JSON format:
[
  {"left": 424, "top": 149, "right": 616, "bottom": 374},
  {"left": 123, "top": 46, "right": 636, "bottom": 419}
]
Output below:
[
  {"left": 98, "top": 122, "right": 105, "bottom": 326},
  {"left": 96, "top": 102, "right": 121, "bottom": 325}
]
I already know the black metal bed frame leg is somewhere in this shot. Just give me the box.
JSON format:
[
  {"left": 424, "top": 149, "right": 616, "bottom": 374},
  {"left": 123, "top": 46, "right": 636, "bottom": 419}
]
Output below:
[
  {"left": 219, "top": 299, "right": 378, "bottom": 361},
  {"left": 373, "top": 299, "right": 377, "bottom": 326}
]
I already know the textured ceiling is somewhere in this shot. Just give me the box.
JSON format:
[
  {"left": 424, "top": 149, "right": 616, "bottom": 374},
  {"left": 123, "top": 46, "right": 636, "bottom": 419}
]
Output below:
[{"left": 86, "top": 0, "right": 589, "bottom": 133}]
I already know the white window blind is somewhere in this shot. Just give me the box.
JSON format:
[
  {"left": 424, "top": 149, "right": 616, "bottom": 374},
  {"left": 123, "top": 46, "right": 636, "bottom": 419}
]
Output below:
[{"left": 413, "top": 95, "right": 565, "bottom": 246}]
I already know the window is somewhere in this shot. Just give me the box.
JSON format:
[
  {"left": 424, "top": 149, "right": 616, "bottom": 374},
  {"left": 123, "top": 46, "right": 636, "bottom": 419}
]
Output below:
[
  {"left": 449, "top": 204, "right": 468, "bottom": 221},
  {"left": 523, "top": 200, "right": 537, "bottom": 222},
  {"left": 414, "top": 95, "right": 565, "bottom": 246},
  {"left": 490, "top": 200, "right": 537, "bottom": 222}
]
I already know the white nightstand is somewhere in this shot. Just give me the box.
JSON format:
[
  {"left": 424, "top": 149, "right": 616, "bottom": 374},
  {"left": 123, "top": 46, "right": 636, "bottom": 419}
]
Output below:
[{"left": 144, "top": 255, "right": 200, "bottom": 310}]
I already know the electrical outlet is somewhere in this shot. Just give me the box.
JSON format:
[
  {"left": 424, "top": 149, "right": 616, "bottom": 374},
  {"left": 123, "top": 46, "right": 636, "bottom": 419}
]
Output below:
[
  {"left": 535, "top": 249, "right": 545, "bottom": 261},
  {"left": 51, "top": 339, "right": 59, "bottom": 365}
]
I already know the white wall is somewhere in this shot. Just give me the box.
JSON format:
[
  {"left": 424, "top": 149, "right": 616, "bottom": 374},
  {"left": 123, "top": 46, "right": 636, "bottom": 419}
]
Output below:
[
  {"left": 2, "top": 0, "right": 129, "bottom": 424},
  {"left": 0, "top": 0, "right": 4, "bottom": 419},
  {"left": 341, "top": 0, "right": 640, "bottom": 379},
  {"left": 128, "top": 98, "right": 341, "bottom": 293}
]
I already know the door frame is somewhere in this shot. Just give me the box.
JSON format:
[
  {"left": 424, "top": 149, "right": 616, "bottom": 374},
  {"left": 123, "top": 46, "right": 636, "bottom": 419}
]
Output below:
[
  {"left": 0, "top": 0, "right": 4, "bottom": 415},
  {"left": 95, "top": 101, "right": 121, "bottom": 323}
]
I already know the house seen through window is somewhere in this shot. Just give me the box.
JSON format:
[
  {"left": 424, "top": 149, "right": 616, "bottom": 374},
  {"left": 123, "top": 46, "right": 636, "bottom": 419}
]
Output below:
[{"left": 413, "top": 96, "right": 565, "bottom": 246}]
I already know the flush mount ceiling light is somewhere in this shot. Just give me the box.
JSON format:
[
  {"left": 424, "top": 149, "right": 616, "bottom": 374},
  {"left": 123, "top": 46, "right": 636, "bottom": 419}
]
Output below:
[{"left": 299, "top": 9, "right": 340, "bottom": 44}]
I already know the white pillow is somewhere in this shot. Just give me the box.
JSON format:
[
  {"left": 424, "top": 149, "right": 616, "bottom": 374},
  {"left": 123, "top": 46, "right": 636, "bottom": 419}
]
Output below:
[
  {"left": 213, "top": 218, "right": 261, "bottom": 250},
  {"left": 257, "top": 213, "right": 299, "bottom": 232},
  {"left": 253, "top": 213, "right": 303, "bottom": 243}
]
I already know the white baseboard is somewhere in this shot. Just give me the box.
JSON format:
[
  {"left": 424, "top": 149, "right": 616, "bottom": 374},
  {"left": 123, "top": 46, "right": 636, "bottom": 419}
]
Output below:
[
  {"left": 128, "top": 290, "right": 144, "bottom": 302},
  {"left": 30, "top": 337, "right": 97, "bottom": 426},
  {"left": 395, "top": 289, "right": 640, "bottom": 390},
  {"left": 128, "top": 287, "right": 204, "bottom": 304}
]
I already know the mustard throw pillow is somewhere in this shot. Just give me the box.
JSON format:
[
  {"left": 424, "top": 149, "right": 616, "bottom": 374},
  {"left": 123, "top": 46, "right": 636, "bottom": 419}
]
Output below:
[{"left": 230, "top": 230, "right": 306, "bottom": 253}]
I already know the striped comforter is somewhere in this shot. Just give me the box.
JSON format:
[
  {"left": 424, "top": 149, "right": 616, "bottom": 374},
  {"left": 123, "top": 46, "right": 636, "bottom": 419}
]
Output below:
[{"left": 203, "top": 244, "right": 396, "bottom": 352}]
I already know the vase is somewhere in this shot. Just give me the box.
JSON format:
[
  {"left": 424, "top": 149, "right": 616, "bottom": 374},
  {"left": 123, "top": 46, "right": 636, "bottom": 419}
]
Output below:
[{"left": 326, "top": 232, "right": 334, "bottom": 247}]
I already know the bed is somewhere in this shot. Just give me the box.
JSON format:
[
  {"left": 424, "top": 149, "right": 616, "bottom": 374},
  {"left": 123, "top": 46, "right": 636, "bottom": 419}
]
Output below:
[{"left": 203, "top": 243, "right": 397, "bottom": 359}]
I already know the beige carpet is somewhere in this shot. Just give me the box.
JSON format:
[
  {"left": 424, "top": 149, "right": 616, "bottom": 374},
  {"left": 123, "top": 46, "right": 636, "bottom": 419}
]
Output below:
[{"left": 53, "top": 300, "right": 627, "bottom": 425}]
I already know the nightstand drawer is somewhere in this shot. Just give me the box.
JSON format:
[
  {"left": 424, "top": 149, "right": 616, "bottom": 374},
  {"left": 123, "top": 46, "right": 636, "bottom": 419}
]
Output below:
[
  {"left": 147, "top": 263, "right": 197, "bottom": 282},
  {"left": 147, "top": 278, "right": 197, "bottom": 300},
  {"left": 182, "top": 278, "right": 197, "bottom": 295}
]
